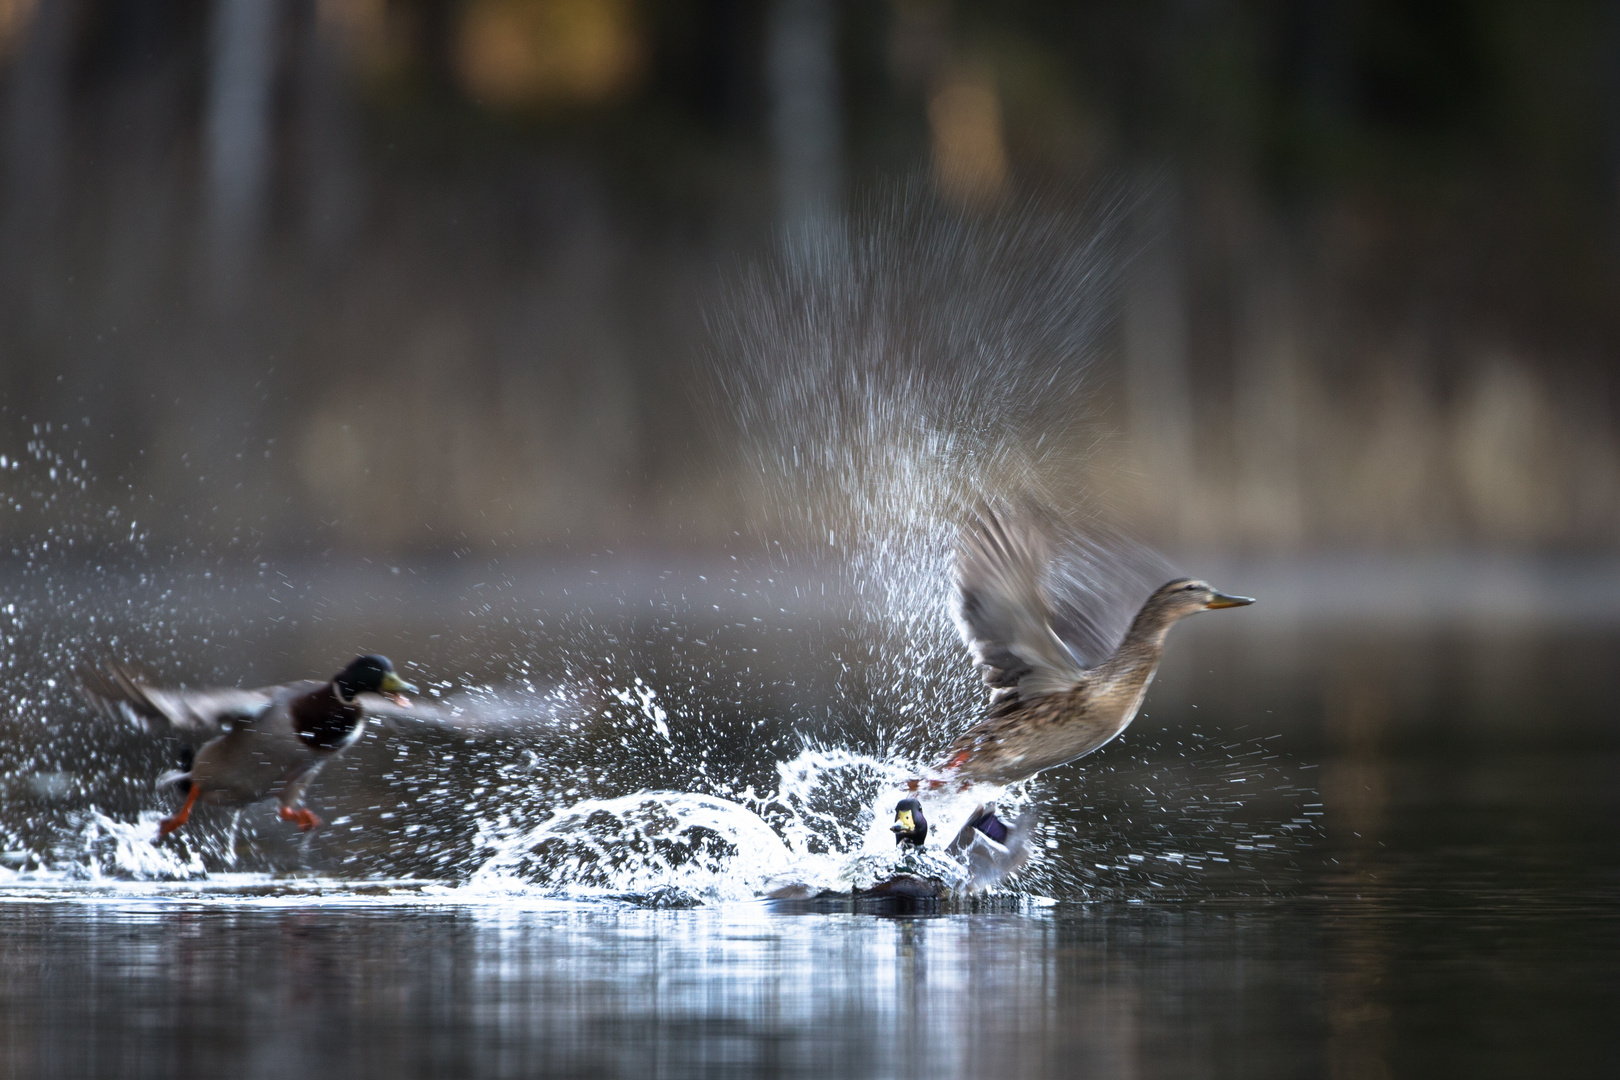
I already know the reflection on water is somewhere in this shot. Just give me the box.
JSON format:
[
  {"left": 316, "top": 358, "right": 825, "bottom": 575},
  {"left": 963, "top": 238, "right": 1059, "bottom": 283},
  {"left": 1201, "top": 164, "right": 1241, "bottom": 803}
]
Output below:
[
  {"left": 2, "top": 720, "right": 1616, "bottom": 1078},
  {"left": 1, "top": 561, "right": 1618, "bottom": 1076},
  {"left": 1, "top": 862, "right": 1615, "bottom": 1080}
]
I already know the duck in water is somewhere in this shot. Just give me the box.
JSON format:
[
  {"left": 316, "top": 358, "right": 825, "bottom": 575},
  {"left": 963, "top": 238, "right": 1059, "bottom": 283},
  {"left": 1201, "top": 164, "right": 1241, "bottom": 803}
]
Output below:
[
  {"left": 82, "top": 655, "right": 418, "bottom": 839},
  {"left": 764, "top": 797, "right": 1034, "bottom": 905},
  {"left": 933, "top": 507, "right": 1252, "bottom": 787},
  {"left": 867, "top": 797, "right": 1036, "bottom": 898}
]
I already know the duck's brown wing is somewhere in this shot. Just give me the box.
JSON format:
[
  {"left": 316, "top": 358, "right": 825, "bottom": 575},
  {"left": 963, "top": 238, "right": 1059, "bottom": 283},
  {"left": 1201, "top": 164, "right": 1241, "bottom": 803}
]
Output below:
[
  {"left": 951, "top": 507, "right": 1088, "bottom": 704},
  {"left": 80, "top": 663, "right": 278, "bottom": 738}
]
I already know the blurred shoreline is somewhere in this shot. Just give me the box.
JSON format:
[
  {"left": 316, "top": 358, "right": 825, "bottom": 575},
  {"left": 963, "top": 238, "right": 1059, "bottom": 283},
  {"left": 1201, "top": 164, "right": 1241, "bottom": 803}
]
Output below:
[
  {"left": 2, "top": 2, "right": 1617, "bottom": 557},
  {"left": 6, "top": 548, "right": 1618, "bottom": 628}
]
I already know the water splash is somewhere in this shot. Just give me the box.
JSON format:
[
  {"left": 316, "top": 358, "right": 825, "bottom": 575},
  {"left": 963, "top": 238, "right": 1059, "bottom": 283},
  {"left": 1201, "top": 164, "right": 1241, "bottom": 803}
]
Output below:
[
  {"left": 707, "top": 186, "right": 1167, "bottom": 763},
  {"left": 0, "top": 191, "right": 1320, "bottom": 901},
  {"left": 53, "top": 811, "right": 210, "bottom": 881},
  {"left": 468, "top": 792, "right": 794, "bottom": 902},
  {"left": 461, "top": 741, "right": 1042, "bottom": 903}
]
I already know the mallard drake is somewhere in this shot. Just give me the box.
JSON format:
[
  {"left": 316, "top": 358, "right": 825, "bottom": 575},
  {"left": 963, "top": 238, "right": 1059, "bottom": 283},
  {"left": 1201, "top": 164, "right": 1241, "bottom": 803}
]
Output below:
[
  {"left": 872, "top": 797, "right": 1035, "bottom": 897},
  {"left": 763, "top": 797, "right": 1034, "bottom": 906},
  {"left": 81, "top": 655, "right": 417, "bottom": 839},
  {"left": 941, "top": 801, "right": 1035, "bottom": 888},
  {"left": 891, "top": 797, "right": 929, "bottom": 847},
  {"left": 936, "top": 508, "right": 1252, "bottom": 786}
]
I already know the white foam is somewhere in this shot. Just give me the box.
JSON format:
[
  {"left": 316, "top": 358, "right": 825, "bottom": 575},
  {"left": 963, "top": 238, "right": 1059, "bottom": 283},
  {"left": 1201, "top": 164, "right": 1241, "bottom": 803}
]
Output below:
[{"left": 462, "top": 747, "right": 1035, "bottom": 902}]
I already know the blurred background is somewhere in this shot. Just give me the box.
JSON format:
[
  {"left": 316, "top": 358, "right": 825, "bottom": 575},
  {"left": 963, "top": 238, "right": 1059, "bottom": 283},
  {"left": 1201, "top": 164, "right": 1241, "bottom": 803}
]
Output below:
[
  {"left": 2, "top": 16, "right": 1617, "bottom": 1071},
  {"left": 2, "top": 0, "right": 1618, "bottom": 556}
]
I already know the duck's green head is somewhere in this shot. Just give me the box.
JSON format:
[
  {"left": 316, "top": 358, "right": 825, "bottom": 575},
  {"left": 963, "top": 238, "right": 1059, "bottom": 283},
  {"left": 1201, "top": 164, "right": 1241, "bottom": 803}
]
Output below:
[
  {"left": 892, "top": 798, "right": 928, "bottom": 848},
  {"left": 334, "top": 654, "right": 418, "bottom": 705}
]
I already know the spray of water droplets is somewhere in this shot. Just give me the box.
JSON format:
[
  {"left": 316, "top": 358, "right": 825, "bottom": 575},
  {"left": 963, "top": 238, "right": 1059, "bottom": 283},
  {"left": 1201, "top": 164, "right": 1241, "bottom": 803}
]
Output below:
[
  {"left": 705, "top": 186, "right": 1160, "bottom": 753},
  {"left": 1, "top": 187, "right": 1319, "bottom": 901},
  {"left": 427, "top": 188, "right": 1148, "bottom": 903}
]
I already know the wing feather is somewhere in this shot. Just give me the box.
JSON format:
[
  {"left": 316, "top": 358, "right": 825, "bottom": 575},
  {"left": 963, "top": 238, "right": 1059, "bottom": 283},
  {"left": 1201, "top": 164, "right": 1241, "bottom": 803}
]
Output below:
[
  {"left": 79, "top": 663, "right": 274, "bottom": 738},
  {"left": 360, "top": 686, "right": 591, "bottom": 739},
  {"left": 951, "top": 507, "right": 1087, "bottom": 703}
]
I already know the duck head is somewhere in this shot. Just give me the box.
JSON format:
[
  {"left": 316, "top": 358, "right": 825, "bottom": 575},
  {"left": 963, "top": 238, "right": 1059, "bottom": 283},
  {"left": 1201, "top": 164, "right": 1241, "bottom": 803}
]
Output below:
[
  {"left": 333, "top": 654, "right": 418, "bottom": 706},
  {"left": 892, "top": 798, "right": 928, "bottom": 848},
  {"left": 1147, "top": 578, "right": 1254, "bottom": 620}
]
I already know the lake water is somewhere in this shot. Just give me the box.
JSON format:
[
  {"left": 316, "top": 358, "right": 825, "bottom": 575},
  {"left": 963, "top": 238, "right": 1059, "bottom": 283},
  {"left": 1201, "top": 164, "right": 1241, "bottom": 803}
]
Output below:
[{"left": 1, "top": 559, "right": 1617, "bottom": 1077}]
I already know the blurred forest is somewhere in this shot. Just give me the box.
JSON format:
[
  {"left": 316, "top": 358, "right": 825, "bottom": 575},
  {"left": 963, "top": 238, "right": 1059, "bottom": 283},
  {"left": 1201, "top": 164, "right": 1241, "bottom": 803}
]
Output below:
[{"left": 1, "top": 0, "right": 1619, "bottom": 555}]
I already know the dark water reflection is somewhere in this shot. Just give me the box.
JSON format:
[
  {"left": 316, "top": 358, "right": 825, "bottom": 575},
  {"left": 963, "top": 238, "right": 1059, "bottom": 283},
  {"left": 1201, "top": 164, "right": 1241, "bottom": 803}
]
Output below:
[
  {"left": 2, "top": 739, "right": 1616, "bottom": 1079},
  {"left": 1, "top": 561, "right": 1618, "bottom": 1076}
]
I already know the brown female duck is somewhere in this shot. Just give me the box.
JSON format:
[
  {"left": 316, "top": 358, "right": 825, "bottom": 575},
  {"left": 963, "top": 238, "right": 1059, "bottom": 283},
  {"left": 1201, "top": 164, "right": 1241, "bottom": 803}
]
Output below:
[
  {"left": 82, "top": 655, "right": 417, "bottom": 839},
  {"left": 936, "top": 509, "right": 1252, "bottom": 786}
]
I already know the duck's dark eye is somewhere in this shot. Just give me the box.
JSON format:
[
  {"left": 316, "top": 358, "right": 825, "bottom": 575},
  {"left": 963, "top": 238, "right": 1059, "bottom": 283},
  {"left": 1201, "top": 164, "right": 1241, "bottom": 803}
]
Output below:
[{"left": 1183, "top": 583, "right": 1197, "bottom": 591}]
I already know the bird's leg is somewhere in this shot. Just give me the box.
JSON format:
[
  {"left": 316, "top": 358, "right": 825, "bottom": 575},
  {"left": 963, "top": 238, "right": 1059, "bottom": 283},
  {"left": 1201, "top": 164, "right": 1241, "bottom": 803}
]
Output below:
[
  {"left": 157, "top": 785, "right": 201, "bottom": 840},
  {"left": 278, "top": 805, "right": 322, "bottom": 831}
]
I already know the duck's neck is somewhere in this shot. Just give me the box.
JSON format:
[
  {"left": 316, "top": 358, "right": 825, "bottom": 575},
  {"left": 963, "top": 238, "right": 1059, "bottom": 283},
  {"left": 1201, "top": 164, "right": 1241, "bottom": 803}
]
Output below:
[
  {"left": 1095, "top": 597, "right": 1181, "bottom": 689},
  {"left": 292, "top": 683, "right": 366, "bottom": 750}
]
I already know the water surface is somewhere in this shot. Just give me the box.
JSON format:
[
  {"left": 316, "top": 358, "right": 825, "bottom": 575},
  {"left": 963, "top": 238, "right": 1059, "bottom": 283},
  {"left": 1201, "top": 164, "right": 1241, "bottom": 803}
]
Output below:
[{"left": 1, "top": 564, "right": 1617, "bottom": 1077}]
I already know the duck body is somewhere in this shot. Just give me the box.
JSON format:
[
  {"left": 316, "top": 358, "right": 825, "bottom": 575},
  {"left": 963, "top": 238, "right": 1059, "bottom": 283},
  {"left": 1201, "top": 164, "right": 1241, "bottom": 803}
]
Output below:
[
  {"left": 82, "top": 655, "right": 416, "bottom": 838},
  {"left": 855, "top": 802, "right": 1035, "bottom": 907},
  {"left": 181, "top": 681, "right": 362, "bottom": 809},
  {"left": 763, "top": 799, "right": 1035, "bottom": 911},
  {"left": 939, "top": 509, "right": 1252, "bottom": 786},
  {"left": 938, "top": 622, "right": 1168, "bottom": 785}
]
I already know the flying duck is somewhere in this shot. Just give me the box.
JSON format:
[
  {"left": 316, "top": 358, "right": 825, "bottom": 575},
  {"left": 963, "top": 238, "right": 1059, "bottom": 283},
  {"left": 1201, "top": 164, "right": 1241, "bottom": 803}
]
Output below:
[
  {"left": 936, "top": 507, "right": 1252, "bottom": 786},
  {"left": 81, "top": 655, "right": 417, "bottom": 839}
]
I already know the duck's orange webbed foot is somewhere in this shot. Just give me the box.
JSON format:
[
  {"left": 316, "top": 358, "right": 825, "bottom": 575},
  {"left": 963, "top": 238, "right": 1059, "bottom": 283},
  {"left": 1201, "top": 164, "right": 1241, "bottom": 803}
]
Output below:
[
  {"left": 278, "top": 805, "right": 322, "bottom": 831},
  {"left": 156, "top": 785, "right": 202, "bottom": 840}
]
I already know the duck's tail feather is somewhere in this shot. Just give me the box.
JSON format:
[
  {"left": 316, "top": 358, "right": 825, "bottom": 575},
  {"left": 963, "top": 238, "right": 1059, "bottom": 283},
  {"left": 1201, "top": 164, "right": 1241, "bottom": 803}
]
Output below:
[
  {"left": 78, "top": 660, "right": 170, "bottom": 732},
  {"left": 155, "top": 769, "right": 193, "bottom": 794}
]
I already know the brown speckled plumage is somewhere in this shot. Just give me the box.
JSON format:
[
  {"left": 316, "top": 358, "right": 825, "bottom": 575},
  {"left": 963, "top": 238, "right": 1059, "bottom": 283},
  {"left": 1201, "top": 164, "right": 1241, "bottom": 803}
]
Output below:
[{"left": 938, "top": 509, "right": 1252, "bottom": 785}]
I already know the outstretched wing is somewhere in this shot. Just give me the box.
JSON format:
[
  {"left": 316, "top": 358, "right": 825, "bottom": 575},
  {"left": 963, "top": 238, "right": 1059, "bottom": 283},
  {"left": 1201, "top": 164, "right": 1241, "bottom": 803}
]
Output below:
[
  {"left": 80, "top": 663, "right": 274, "bottom": 738},
  {"left": 946, "top": 804, "right": 1037, "bottom": 892},
  {"left": 360, "top": 685, "right": 590, "bottom": 739},
  {"left": 951, "top": 507, "right": 1088, "bottom": 704}
]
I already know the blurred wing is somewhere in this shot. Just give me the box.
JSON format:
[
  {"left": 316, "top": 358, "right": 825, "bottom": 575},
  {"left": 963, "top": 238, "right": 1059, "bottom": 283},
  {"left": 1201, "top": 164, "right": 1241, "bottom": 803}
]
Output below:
[
  {"left": 361, "top": 686, "right": 587, "bottom": 740},
  {"left": 946, "top": 806, "right": 1037, "bottom": 893},
  {"left": 1044, "top": 525, "right": 1177, "bottom": 669},
  {"left": 951, "top": 507, "right": 1087, "bottom": 702},
  {"left": 80, "top": 663, "right": 274, "bottom": 737}
]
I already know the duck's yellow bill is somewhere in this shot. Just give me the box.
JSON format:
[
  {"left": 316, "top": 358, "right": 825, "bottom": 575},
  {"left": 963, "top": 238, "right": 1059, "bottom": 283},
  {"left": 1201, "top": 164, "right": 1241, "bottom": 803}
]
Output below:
[
  {"left": 379, "top": 672, "right": 418, "bottom": 705},
  {"left": 1206, "top": 592, "right": 1255, "bottom": 609}
]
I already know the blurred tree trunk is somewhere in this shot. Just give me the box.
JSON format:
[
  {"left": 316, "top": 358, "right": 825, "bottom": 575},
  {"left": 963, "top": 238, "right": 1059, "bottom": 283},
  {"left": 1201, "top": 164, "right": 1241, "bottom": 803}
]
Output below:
[
  {"left": 204, "top": 0, "right": 279, "bottom": 307},
  {"left": 3, "top": 0, "right": 75, "bottom": 326},
  {"left": 1123, "top": 179, "right": 1197, "bottom": 544},
  {"left": 295, "top": 0, "right": 363, "bottom": 260},
  {"left": 1233, "top": 235, "right": 1305, "bottom": 549},
  {"left": 767, "top": 0, "right": 841, "bottom": 233}
]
